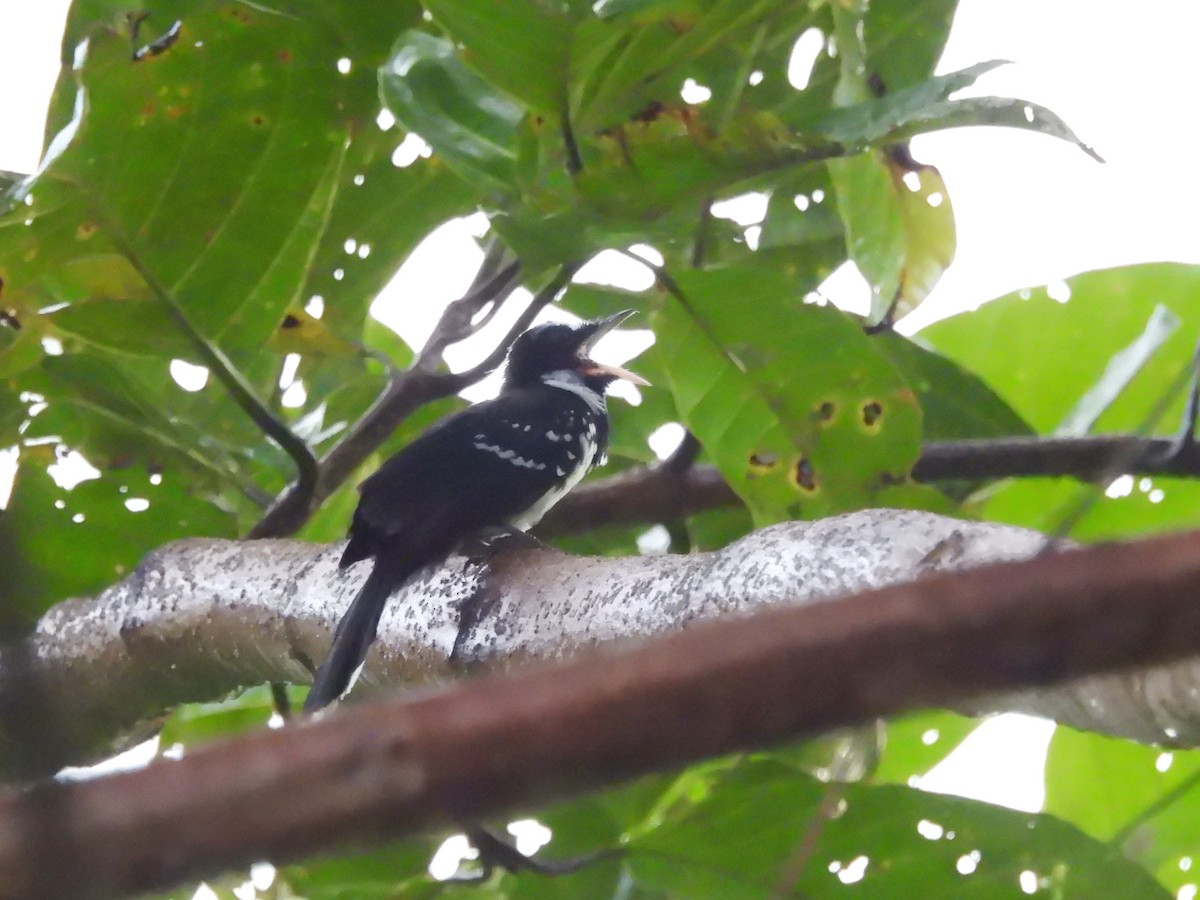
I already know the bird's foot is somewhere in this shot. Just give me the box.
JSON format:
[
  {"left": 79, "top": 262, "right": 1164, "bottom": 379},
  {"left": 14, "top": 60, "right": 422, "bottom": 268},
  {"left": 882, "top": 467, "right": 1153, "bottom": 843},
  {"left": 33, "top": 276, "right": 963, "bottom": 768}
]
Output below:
[
  {"left": 442, "top": 826, "right": 621, "bottom": 883},
  {"left": 469, "top": 525, "right": 550, "bottom": 554},
  {"left": 451, "top": 527, "right": 554, "bottom": 669}
]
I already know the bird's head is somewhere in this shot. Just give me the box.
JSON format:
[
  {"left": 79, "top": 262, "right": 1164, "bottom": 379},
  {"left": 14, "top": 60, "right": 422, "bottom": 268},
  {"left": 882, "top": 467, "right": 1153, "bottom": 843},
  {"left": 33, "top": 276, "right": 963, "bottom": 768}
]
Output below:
[{"left": 503, "top": 310, "right": 649, "bottom": 393}]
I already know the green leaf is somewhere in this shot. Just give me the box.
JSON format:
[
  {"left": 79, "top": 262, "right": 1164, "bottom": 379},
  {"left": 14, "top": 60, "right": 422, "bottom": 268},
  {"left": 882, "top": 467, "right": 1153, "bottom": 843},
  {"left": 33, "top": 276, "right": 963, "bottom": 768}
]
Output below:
[
  {"left": 923, "top": 263, "right": 1200, "bottom": 538},
  {"left": 48, "top": 298, "right": 193, "bottom": 357},
  {"left": 654, "top": 267, "right": 925, "bottom": 524},
  {"left": 862, "top": 0, "right": 958, "bottom": 91},
  {"left": 921, "top": 264, "right": 1200, "bottom": 436},
  {"left": 0, "top": 389, "right": 27, "bottom": 447},
  {"left": 301, "top": 155, "right": 478, "bottom": 344},
  {"left": 425, "top": 0, "right": 573, "bottom": 114},
  {"left": 813, "top": 60, "right": 1008, "bottom": 141},
  {"left": 572, "top": 0, "right": 785, "bottom": 133},
  {"left": 158, "top": 685, "right": 294, "bottom": 749},
  {"left": 1046, "top": 725, "right": 1200, "bottom": 895},
  {"left": 978, "top": 476, "right": 1200, "bottom": 542},
  {"left": 808, "top": 59, "right": 1099, "bottom": 162},
  {"left": 2, "top": 458, "right": 235, "bottom": 612},
  {"left": 500, "top": 775, "right": 673, "bottom": 897},
  {"left": 379, "top": 30, "right": 524, "bottom": 198},
  {"left": 886, "top": 158, "right": 956, "bottom": 321},
  {"left": 892, "top": 96, "right": 1103, "bottom": 161},
  {"left": 686, "top": 504, "right": 754, "bottom": 552},
  {"left": 873, "top": 711, "right": 981, "bottom": 784},
  {"left": 24, "top": 352, "right": 244, "bottom": 485},
  {"left": 39, "top": 4, "right": 381, "bottom": 343},
  {"left": 872, "top": 333, "right": 1032, "bottom": 441},
  {"left": 630, "top": 759, "right": 1170, "bottom": 898},
  {"left": 1055, "top": 304, "right": 1179, "bottom": 436},
  {"left": 284, "top": 837, "right": 442, "bottom": 899},
  {"left": 828, "top": 152, "right": 905, "bottom": 318}
]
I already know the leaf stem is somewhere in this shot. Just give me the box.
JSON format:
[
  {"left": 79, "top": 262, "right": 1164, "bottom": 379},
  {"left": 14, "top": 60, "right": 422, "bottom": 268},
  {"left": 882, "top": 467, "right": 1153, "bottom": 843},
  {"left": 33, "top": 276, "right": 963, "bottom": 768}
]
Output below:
[{"left": 92, "top": 208, "right": 319, "bottom": 506}]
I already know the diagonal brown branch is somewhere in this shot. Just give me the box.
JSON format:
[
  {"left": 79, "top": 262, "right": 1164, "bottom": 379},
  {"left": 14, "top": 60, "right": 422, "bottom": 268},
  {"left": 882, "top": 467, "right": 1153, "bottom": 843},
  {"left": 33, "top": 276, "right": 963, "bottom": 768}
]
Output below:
[{"left": 6, "top": 523, "right": 1200, "bottom": 899}]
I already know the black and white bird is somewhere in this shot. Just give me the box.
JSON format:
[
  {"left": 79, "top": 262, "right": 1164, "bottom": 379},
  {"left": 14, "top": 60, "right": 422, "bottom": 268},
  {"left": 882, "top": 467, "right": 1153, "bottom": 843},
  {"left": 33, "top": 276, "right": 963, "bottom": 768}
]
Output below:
[{"left": 304, "top": 310, "right": 647, "bottom": 711}]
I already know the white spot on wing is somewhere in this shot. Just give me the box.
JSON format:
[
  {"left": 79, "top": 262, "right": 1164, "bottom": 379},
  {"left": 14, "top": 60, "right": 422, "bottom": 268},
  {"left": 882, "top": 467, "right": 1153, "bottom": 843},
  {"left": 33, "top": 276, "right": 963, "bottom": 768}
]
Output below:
[{"left": 473, "top": 441, "right": 546, "bottom": 470}]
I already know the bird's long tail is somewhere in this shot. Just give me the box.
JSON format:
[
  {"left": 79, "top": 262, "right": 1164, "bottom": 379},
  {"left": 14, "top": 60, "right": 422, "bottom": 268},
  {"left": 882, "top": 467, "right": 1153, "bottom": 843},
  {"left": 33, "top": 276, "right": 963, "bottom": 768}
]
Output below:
[{"left": 304, "top": 554, "right": 414, "bottom": 712}]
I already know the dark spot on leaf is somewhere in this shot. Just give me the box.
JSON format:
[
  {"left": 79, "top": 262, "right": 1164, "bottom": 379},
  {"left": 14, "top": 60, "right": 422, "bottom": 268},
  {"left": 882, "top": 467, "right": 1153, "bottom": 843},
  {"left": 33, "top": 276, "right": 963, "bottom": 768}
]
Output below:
[
  {"left": 631, "top": 101, "right": 666, "bottom": 123},
  {"left": 277, "top": 49, "right": 292, "bottom": 63},
  {"left": 280, "top": 314, "right": 301, "bottom": 329},
  {"left": 879, "top": 471, "right": 907, "bottom": 486},
  {"left": 816, "top": 400, "right": 836, "bottom": 423},
  {"left": 792, "top": 457, "right": 817, "bottom": 492},
  {"left": 862, "top": 401, "right": 882, "bottom": 428},
  {"left": 748, "top": 451, "right": 778, "bottom": 472},
  {"left": 250, "top": 114, "right": 267, "bottom": 127}
]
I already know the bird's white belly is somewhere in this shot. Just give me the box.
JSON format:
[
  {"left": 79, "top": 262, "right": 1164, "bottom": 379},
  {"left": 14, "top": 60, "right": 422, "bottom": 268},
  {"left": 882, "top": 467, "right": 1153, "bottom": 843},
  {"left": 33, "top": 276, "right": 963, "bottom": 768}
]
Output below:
[{"left": 511, "top": 436, "right": 597, "bottom": 531}]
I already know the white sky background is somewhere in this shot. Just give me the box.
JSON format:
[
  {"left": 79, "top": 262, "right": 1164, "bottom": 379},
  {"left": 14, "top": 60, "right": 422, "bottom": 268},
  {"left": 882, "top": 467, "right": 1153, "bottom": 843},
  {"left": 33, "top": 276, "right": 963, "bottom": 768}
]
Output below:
[{"left": 1, "top": 0, "right": 1198, "bottom": 817}]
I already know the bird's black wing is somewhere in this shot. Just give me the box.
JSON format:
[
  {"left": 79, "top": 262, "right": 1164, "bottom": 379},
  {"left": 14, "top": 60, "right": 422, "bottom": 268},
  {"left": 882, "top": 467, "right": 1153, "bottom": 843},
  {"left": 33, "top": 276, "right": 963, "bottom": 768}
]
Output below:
[
  {"left": 346, "top": 386, "right": 594, "bottom": 561},
  {"left": 305, "top": 387, "right": 595, "bottom": 711}
]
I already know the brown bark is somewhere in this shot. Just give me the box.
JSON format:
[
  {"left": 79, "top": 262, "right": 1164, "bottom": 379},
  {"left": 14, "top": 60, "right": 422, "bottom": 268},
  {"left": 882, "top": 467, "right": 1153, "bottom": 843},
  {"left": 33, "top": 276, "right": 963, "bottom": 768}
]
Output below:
[{"left": 4, "top": 525, "right": 1200, "bottom": 899}]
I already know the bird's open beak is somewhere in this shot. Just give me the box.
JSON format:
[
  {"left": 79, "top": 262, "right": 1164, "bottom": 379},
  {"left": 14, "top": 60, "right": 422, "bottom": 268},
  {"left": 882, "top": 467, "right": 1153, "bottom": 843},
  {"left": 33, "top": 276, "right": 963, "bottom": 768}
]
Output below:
[{"left": 576, "top": 309, "right": 651, "bottom": 386}]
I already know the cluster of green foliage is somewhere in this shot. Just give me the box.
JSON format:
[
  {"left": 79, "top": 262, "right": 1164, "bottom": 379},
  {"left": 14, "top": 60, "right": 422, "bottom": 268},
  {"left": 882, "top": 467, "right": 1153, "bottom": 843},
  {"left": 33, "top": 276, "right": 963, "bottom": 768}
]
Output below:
[{"left": 3, "top": 0, "right": 1200, "bottom": 896}]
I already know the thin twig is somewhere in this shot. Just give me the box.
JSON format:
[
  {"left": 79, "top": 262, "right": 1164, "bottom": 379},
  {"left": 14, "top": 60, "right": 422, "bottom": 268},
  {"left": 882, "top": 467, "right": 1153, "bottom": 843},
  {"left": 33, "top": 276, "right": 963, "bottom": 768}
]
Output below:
[
  {"left": 442, "top": 264, "right": 580, "bottom": 392},
  {"left": 540, "top": 434, "right": 1200, "bottom": 536},
  {"left": 414, "top": 258, "right": 521, "bottom": 366},
  {"left": 662, "top": 430, "right": 702, "bottom": 474},
  {"left": 249, "top": 261, "right": 579, "bottom": 539}
]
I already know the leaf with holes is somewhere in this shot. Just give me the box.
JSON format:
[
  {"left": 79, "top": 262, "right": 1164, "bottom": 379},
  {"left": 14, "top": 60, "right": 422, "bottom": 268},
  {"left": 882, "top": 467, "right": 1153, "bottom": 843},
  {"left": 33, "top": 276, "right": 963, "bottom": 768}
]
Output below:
[
  {"left": 655, "top": 266, "right": 926, "bottom": 524},
  {"left": 570, "top": 0, "right": 786, "bottom": 133},
  {"left": 828, "top": 148, "right": 956, "bottom": 325},
  {"left": 921, "top": 264, "right": 1200, "bottom": 435},
  {"left": 298, "top": 153, "right": 478, "bottom": 345},
  {"left": 36, "top": 4, "right": 379, "bottom": 344},
  {"left": 1045, "top": 725, "right": 1200, "bottom": 896},
  {"left": 629, "top": 759, "right": 1170, "bottom": 898},
  {"left": 2, "top": 459, "right": 235, "bottom": 612},
  {"left": 922, "top": 263, "right": 1200, "bottom": 539}
]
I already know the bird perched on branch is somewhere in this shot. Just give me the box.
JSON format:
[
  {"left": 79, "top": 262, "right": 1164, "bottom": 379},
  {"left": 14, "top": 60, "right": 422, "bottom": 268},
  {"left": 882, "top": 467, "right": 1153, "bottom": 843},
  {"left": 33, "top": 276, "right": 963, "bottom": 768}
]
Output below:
[{"left": 304, "top": 310, "right": 648, "bottom": 711}]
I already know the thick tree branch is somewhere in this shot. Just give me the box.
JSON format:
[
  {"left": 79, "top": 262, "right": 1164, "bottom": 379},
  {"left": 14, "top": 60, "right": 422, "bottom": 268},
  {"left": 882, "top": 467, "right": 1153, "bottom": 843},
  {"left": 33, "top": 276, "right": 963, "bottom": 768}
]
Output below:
[
  {"left": 539, "top": 460, "right": 735, "bottom": 535},
  {"left": 8, "top": 519, "right": 1200, "bottom": 899},
  {"left": 15, "top": 509, "right": 1200, "bottom": 783},
  {"left": 541, "top": 434, "right": 1200, "bottom": 534}
]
